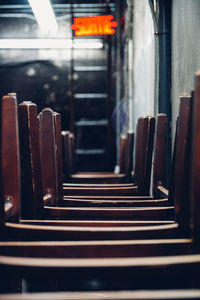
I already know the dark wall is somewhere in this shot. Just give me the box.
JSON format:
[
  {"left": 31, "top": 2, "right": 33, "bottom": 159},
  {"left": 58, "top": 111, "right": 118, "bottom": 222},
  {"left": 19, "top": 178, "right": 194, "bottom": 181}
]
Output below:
[
  {"left": 0, "top": 11, "right": 114, "bottom": 171},
  {"left": 0, "top": 16, "right": 72, "bottom": 129}
]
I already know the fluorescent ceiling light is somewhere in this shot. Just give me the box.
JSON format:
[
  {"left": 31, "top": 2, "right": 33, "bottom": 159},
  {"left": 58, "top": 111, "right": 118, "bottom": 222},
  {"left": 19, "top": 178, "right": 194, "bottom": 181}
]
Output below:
[
  {"left": 0, "top": 39, "right": 72, "bottom": 49},
  {"left": 28, "top": 0, "right": 58, "bottom": 34},
  {"left": 0, "top": 39, "right": 103, "bottom": 49},
  {"left": 73, "top": 40, "right": 103, "bottom": 49}
]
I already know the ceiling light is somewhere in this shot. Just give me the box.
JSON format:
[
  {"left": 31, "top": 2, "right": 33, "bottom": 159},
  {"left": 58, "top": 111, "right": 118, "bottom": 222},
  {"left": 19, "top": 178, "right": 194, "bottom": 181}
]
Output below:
[
  {"left": 28, "top": 0, "right": 58, "bottom": 34},
  {"left": 0, "top": 39, "right": 103, "bottom": 49},
  {"left": 0, "top": 39, "right": 72, "bottom": 49},
  {"left": 73, "top": 40, "right": 103, "bottom": 49}
]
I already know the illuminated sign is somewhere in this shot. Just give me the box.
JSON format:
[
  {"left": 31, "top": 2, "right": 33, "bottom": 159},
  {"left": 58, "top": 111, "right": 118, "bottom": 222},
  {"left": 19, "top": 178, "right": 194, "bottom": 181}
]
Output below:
[{"left": 71, "top": 15, "right": 118, "bottom": 36}]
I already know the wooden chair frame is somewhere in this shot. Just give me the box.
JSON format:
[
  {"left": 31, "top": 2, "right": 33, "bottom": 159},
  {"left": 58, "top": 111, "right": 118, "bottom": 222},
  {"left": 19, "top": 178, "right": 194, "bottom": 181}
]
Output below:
[
  {"left": 0, "top": 72, "right": 200, "bottom": 294},
  {"left": 0, "top": 93, "right": 193, "bottom": 241}
]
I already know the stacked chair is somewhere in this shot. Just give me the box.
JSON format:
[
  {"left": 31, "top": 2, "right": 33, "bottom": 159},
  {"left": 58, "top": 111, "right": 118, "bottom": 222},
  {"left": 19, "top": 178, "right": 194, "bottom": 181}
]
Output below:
[
  {"left": 62, "top": 117, "right": 154, "bottom": 194},
  {"left": 0, "top": 72, "right": 200, "bottom": 298},
  {"left": 61, "top": 114, "right": 167, "bottom": 203},
  {"left": 19, "top": 105, "right": 172, "bottom": 222},
  {"left": 62, "top": 130, "right": 134, "bottom": 184}
]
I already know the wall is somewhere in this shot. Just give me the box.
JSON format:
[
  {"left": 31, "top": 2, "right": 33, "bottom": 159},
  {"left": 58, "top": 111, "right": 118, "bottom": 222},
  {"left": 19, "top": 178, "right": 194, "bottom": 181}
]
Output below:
[
  {"left": 132, "top": 0, "right": 155, "bottom": 130},
  {"left": 0, "top": 10, "right": 112, "bottom": 171},
  {"left": 131, "top": 0, "right": 200, "bottom": 146},
  {"left": 0, "top": 16, "right": 72, "bottom": 130},
  {"left": 172, "top": 0, "right": 200, "bottom": 141}
]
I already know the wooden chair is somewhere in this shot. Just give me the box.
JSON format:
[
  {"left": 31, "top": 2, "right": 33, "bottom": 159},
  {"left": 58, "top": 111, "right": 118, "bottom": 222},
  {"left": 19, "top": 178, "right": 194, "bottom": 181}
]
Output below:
[
  {"left": 1, "top": 134, "right": 200, "bottom": 293},
  {"left": 39, "top": 108, "right": 58, "bottom": 206},
  {"left": 19, "top": 101, "right": 44, "bottom": 219},
  {"left": 61, "top": 130, "right": 134, "bottom": 187},
  {"left": 19, "top": 103, "right": 175, "bottom": 218},
  {"left": 54, "top": 112, "right": 63, "bottom": 204},
  {"left": 59, "top": 123, "right": 134, "bottom": 201},
  {"left": 0, "top": 118, "right": 200, "bottom": 290},
  {"left": 61, "top": 114, "right": 167, "bottom": 206},
  {"left": 64, "top": 132, "right": 133, "bottom": 184},
  {"left": 62, "top": 117, "right": 154, "bottom": 195},
  {"left": 39, "top": 108, "right": 158, "bottom": 201},
  {"left": 2, "top": 101, "right": 171, "bottom": 229},
  {"left": 1, "top": 93, "right": 194, "bottom": 239},
  {"left": 1, "top": 95, "right": 172, "bottom": 227},
  {"left": 63, "top": 112, "right": 165, "bottom": 196},
  {"left": 1, "top": 81, "right": 200, "bottom": 293},
  {"left": 62, "top": 131, "right": 73, "bottom": 182},
  {"left": 24, "top": 91, "right": 190, "bottom": 224}
]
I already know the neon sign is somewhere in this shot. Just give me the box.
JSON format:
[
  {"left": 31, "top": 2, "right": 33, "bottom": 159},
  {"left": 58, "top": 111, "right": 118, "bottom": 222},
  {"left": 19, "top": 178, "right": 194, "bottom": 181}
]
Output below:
[{"left": 71, "top": 15, "right": 118, "bottom": 37}]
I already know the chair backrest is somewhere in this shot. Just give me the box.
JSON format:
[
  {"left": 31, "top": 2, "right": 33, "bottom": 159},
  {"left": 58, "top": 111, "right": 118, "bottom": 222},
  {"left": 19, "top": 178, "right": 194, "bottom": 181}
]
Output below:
[
  {"left": 68, "top": 132, "right": 75, "bottom": 174},
  {"left": 1, "top": 94, "right": 20, "bottom": 222},
  {"left": 39, "top": 108, "right": 58, "bottom": 206},
  {"left": 134, "top": 116, "right": 155, "bottom": 195},
  {"left": 134, "top": 118, "right": 143, "bottom": 187},
  {"left": 145, "top": 117, "right": 156, "bottom": 194},
  {"left": 61, "top": 131, "right": 71, "bottom": 181},
  {"left": 173, "top": 94, "right": 193, "bottom": 231},
  {"left": 153, "top": 114, "right": 167, "bottom": 195},
  {"left": 123, "top": 131, "right": 134, "bottom": 179},
  {"left": 18, "top": 102, "right": 43, "bottom": 219},
  {"left": 53, "top": 112, "right": 63, "bottom": 205},
  {"left": 190, "top": 72, "right": 200, "bottom": 245},
  {"left": 168, "top": 116, "right": 178, "bottom": 206},
  {"left": 0, "top": 159, "right": 4, "bottom": 236},
  {"left": 118, "top": 134, "right": 127, "bottom": 174}
]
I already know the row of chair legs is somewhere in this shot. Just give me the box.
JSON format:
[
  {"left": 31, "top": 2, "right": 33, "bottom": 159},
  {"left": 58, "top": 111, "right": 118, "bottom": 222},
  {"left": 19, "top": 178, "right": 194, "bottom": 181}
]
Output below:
[{"left": 0, "top": 74, "right": 200, "bottom": 297}]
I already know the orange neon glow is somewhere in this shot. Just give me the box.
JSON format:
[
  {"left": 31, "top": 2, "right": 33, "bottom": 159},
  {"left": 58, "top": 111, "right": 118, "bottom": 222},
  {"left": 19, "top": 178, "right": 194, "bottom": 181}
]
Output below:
[{"left": 71, "top": 15, "right": 118, "bottom": 36}]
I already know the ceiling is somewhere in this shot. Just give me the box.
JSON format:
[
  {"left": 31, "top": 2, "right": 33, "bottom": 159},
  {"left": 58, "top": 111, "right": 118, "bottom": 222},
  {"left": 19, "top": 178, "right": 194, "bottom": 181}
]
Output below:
[{"left": 0, "top": 0, "right": 116, "bottom": 23}]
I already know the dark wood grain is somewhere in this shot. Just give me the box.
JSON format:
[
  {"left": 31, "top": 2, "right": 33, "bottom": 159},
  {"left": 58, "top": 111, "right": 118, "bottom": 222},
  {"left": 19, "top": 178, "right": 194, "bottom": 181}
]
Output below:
[
  {"left": 0, "top": 239, "right": 193, "bottom": 258},
  {"left": 66, "top": 131, "right": 133, "bottom": 184},
  {"left": 1, "top": 95, "right": 20, "bottom": 221},
  {"left": 18, "top": 102, "right": 43, "bottom": 219},
  {"left": 118, "top": 134, "right": 127, "bottom": 174},
  {"left": 21, "top": 219, "right": 175, "bottom": 227},
  {"left": 190, "top": 73, "right": 200, "bottom": 247},
  {"left": 143, "top": 117, "right": 156, "bottom": 195},
  {"left": 4, "top": 221, "right": 181, "bottom": 241},
  {"left": 42, "top": 206, "right": 174, "bottom": 221},
  {"left": 39, "top": 108, "right": 58, "bottom": 206},
  {"left": 53, "top": 112, "right": 63, "bottom": 205},
  {"left": 67, "top": 117, "right": 154, "bottom": 195},
  {"left": 63, "top": 185, "right": 138, "bottom": 196},
  {"left": 0, "top": 253, "right": 200, "bottom": 292},
  {"left": 173, "top": 94, "right": 192, "bottom": 231},
  {"left": 62, "top": 131, "right": 71, "bottom": 181},
  {"left": 153, "top": 114, "right": 167, "bottom": 194},
  {"left": 61, "top": 198, "right": 169, "bottom": 207}
]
